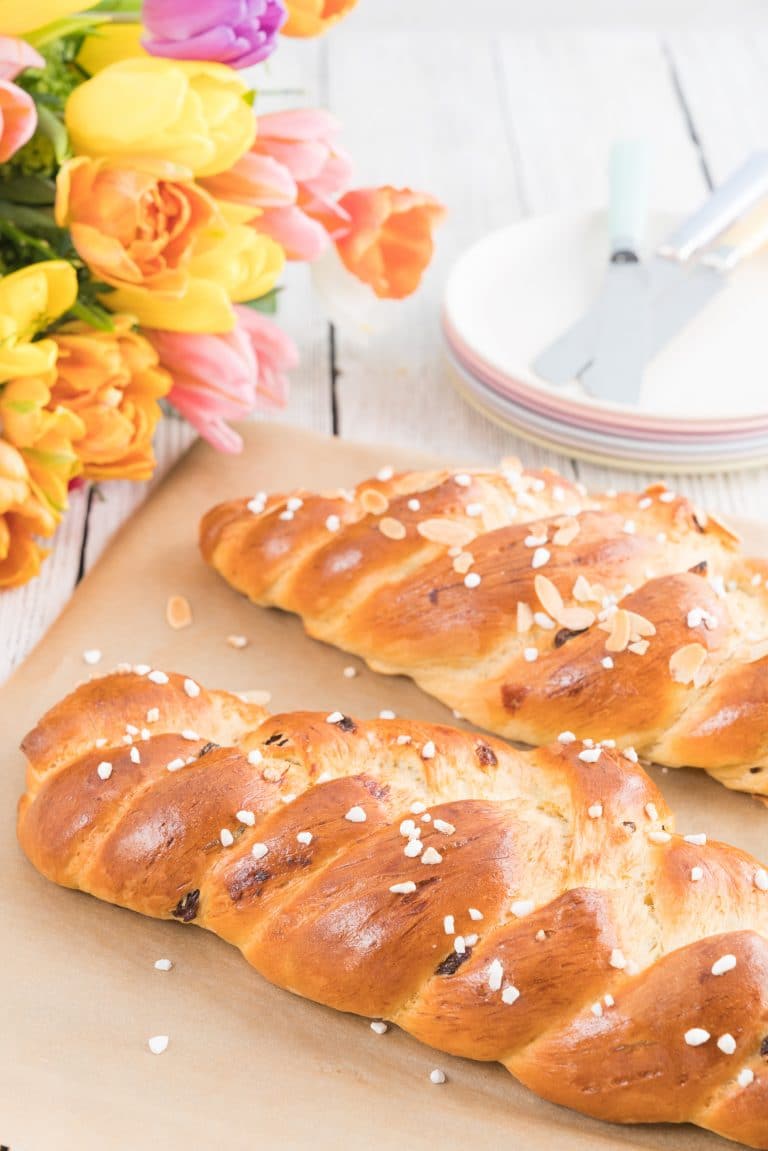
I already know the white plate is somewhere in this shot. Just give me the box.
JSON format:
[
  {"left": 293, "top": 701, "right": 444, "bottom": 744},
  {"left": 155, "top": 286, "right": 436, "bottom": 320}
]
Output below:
[
  {"left": 447, "top": 353, "right": 768, "bottom": 473},
  {"left": 443, "top": 212, "right": 768, "bottom": 422}
]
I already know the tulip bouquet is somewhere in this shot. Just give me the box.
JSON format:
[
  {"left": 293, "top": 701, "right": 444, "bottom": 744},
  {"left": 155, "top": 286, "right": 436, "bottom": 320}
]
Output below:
[{"left": 0, "top": 0, "right": 444, "bottom": 588}]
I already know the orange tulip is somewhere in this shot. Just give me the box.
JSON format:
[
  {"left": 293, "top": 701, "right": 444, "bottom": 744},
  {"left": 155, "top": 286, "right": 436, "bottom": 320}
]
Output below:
[
  {"left": 282, "top": 0, "right": 357, "bottom": 37},
  {"left": 56, "top": 156, "right": 283, "bottom": 333},
  {"left": 335, "top": 186, "right": 445, "bottom": 299},
  {"left": 48, "top": 317, "right": 171, "bottom": 481},
  {"left": 0, "top": 376, "right": 84, "bottom": 588},
  {"left": 0, "top": 439, "right": 39, "bottom": 588}
]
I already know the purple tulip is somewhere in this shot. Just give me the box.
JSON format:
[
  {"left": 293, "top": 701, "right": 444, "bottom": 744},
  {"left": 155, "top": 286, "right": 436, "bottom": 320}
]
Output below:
[{"left": 142, "top": 0, "right": 287, "bottom": 69}]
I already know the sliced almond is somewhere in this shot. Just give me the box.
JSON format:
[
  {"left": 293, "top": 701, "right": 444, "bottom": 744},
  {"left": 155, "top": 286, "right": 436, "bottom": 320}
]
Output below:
[
  {"left": 669, "top": 642, "right": 707, "bottom": 685},
  {"left": 625, "top": 611, "right": 657, "bottom": 639},
  {"left": 453, "top": 551, "right": 474, "bottom": 574},
  {"left": 534, "top": 574, "right": 564, "bottom": 617},
  {"left": 361, "top": 488, "right": 389, "bottom": 515},
  {"left": 236, "top": 688, "right": 272, "bottom": 706},
  {"left": 628, "top": 639, "right": 650, "bottom": 655},
  {"left": 417, "top": 518, "right": 476, "bottom": 548},
  {"left": 558, "top": 606, "right": 596, "bottom": 631},
  {"left": 706, "top": 510, "right": 741, "bottom": 544},
  {"left": 552, "top": 518, "right": 580, "bottom": 547},
  {"left": 166, "top": 595, "right": 192, "bottom": 630},
  {"left": 605, "top": 609, "right": 632, "bottom": 653},
  {"left": 379, "top": 517, "right": 406, "bottom": 541},
  {"left": 516, "top": 602, "right": 533, "bottom": 633},
  {"left": 572, "top": 574, "right": 594, "bottom": 602},
  {"left": 500, "top": 455, "right": 523, "bottom": 476}
]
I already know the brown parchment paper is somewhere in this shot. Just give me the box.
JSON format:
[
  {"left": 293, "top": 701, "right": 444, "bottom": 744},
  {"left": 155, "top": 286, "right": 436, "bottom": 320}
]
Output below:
[{"left": 2, "top": 423, "right": 767, "bottom": 1151}]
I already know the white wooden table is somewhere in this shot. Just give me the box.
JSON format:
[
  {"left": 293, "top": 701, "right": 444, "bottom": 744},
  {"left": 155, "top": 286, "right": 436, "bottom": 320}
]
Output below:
[{"left": 3, "top": 0, "right": 768, "bottom": 682}]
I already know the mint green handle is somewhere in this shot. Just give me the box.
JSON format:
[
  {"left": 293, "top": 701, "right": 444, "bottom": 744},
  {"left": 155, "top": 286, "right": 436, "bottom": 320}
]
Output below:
[{"left": 608, "top": 139, "right": 650, "bottom": 257}]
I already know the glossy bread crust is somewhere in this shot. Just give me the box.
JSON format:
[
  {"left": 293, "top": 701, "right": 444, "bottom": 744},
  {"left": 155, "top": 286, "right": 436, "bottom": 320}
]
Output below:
[
  {"left": 200, "top": 463, "right": 768, "bottom": 794},
  {"left": 18, "top": 670, "right": 768, "bottom": 1148}
]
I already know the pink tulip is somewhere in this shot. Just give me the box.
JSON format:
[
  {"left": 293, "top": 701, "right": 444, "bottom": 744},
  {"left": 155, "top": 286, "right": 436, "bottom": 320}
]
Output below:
[
  {"left": 0, "top": 38, "right": 43, "bottom": 164},
  {"left": 0, "top": 38, "right": 44, "bottom": 81},
  {"left": 202, "top": 107, "right": 353, "bottom": 261},
  {"left": 145, "top": 306, "right": 298, "bottom": 453}
]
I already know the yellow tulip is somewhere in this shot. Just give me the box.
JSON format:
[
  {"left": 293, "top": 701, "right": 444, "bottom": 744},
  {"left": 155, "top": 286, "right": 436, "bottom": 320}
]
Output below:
[
  {"left": 0, "top": 262, "right": 77, "bottom": 383},
  {"left": 65, "top": 57, "right": 256, "bottom": 177},
  {"left": 0, "top": 376, "right": 83, "bottom": 525},
  {"left": 191, "top": 225, "right": 285, "bottom": 305},
  {"left": 76, "top": 23, "right": 147, "bottom": 76},
  {"left": 0, "top": 0, "right": 83, "bottom": 36}
]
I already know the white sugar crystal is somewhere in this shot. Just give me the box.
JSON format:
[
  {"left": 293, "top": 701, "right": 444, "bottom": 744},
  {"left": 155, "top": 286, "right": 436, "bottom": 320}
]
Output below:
[
  {"left": 389, "top": 881, "right": 416, "bottom": 894},
  {"left": 345, "top": 805, "right": 366, "bottom": 823},
  {"left": 609, "top": 948, "right": 626, "bottom": 970},
  {"left": 487, "top": 959, "right": 504, "bottom": 992},
  {"left": 370, "top": 1021, "right": 388, "bottom": 1035},
  {"left": 236, "top": 810, "right": 255, "bottom": 826},
  {"left": 429, "top": 1069, "right": 446, "bottom": 1084},
  {"left": 297, "top": 831, "right": 313, "bottom": 846},
  {"left": 148, "top": 670, "right": 168, "bottom": 685},
  {"left": 421, "top": 846, "right": 443, "bottom": 865},
  {"left": 97, "top": 761, "right": 113, "bottom": 781},
  {"left": 83, "top": 649, "right": 102, "bottom": 665},
  {"left": 717, "top": 1033, "right": 737, "bottom": 1055},
  {"left": 148, "top": 1035, "right": 169, "bottom": 1055},
  {"left": 251, "top": 843, "right": 268, "bottom": 860},
  {"left": 421, "top": 740, "right": 436, "bottom": 759},
  {"left": 247, "top": 749, "right": 263, "bottom": 766},
  {"left": 684, "top": 1028, "right": 710, "bottom": 1047},
  {"left": 738, "top": 1068, "right": 754, "bottom": 1087},
  {"left": 510, "top": 900, "right": 533, "bottom": 918},
  {"left": 502, "top": 985, "right": 520, "bottom": 1005},
  {"left": 183, "top": 678, "right": 200, "bottom": 698},
  {"left": 220, "top": 828, "right": 234, "bottom": 847}
]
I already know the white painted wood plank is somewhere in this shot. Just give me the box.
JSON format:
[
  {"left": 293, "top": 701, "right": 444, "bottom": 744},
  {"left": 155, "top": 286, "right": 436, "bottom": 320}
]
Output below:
[
  {"left": 497, "top": 30, "right": 706, "bottom": 214},
  {"left": 325, "top": 25, "right": 575, "bottom": 470},
  {"left": 344, "top": 0, "right": 764, "bottom": 30},
  {"left": 664, "top": 27, "right": 768, "bottom": 184},
  {"left": 0, "top": 492, "right": 88, "bottom": 683}
]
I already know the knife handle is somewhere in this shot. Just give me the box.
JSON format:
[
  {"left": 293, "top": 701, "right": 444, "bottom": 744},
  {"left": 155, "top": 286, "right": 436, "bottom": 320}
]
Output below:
[
  {"left": 699, "top": 198, "right": 768, "bottom": 271},
  {"left": 608, "top": 139, "right": 649, "bottom": 262},
  {"left": 658, "top": 151, "right": 768, "bottom": 262}
]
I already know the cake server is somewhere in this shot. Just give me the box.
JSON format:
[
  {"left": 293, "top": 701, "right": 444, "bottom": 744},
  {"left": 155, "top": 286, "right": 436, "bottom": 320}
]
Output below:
[
  {"left": 533, "top": 150, "right": 768, "bottom": 401},
  {"left": 531, "top": 139, "right": 650, "bottom": 386}
]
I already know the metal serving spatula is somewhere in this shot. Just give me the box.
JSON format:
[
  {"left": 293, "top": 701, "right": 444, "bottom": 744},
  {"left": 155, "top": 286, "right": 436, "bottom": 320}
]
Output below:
[
  {"left": 533, "top": 150, "right": 768, "bottom": 405},
  {"left": 531, "top": 139, "right": 650, "bottom": 387}
]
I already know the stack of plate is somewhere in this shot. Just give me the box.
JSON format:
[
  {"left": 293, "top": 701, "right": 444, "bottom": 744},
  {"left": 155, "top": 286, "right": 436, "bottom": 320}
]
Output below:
[{"left": 442, "top": 212, "right": 768, "bottom": 472}]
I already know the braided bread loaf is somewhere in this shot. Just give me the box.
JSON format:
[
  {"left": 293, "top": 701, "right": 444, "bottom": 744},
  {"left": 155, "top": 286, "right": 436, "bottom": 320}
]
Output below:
[
  {"left": 18, "top": 669, "right": 768, "bottom": 1147},
  {"left": 200, "top": 462, "right": 768, "bottom": 795}
]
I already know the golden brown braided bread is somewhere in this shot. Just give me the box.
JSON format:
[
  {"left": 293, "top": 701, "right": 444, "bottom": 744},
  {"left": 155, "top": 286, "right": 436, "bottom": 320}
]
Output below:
[
  {"left": 200, "top": 463, "right": 768, "bottom": 795},
  {"left": 18, "top": 670, "right": 768, "bottom": 1148}
]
